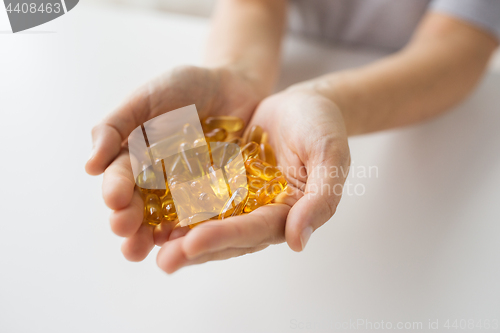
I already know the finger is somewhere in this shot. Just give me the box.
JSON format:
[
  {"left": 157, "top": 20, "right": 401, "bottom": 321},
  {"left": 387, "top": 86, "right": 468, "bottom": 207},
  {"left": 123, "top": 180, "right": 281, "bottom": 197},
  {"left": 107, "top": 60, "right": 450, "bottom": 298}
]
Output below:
[
  {"left": 286, "top": 149, "right": 350, "bottom": 252},
  {"left": 153, "top": 220, "right": 180, "bottom": 246},
  {"left": 274, "top": 183, "right": 304, "bottom": 206},
  {"left": 102, "top": 149, "right": 135, "bottom": 210},
  {"left": 109, "top": 189, "right": 143, "bottom": 237},
  {"left": 181, "top": 203, "right": 290, "bottom": 260},
  {"left": 121, "top": 223, "right": 155, "bottom": 262},
  {"left": 156, "top": 237, "right": 268, "bottom": 274},
  {"left": 168, "top": 224, "right": 190, "bottom": 241},
  {"left": 184, "top": 245, "right": 269, "bottom": 268},
  {"left": 86, "top": 88, "right": 150, "bottom": 175}
]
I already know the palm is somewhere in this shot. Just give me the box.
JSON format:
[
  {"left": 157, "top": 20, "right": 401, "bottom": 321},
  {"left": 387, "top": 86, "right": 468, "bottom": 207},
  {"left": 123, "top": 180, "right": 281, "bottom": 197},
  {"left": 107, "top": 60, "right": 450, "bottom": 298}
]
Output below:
[
  {"left": 154, "top": 89, "right": 351, "bottom": 273},
  {"left": 249, "top": 90, "right": 348, "bottom": 192},
  {"left": 86, "top": 65, "right": 266, "bottom": 262}
]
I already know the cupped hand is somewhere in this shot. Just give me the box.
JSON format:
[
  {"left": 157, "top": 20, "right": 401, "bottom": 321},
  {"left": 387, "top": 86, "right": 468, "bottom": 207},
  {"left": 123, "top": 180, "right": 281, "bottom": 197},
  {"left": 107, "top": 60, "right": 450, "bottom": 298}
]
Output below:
[
  {"left": 85, "top": 65, "right": 265, "bottom": 262},
  {"left": 156, "top": 88, "right": 351, "bottom": 273}
]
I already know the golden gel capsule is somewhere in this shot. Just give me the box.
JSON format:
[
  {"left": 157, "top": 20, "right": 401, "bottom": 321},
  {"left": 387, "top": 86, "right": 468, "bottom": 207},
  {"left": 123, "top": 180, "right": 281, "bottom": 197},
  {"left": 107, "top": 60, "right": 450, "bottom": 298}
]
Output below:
[
  {"left": 259, "top": 143, "right": 277, "bottom": 166},
  {"left": 219, "top": 187, "right": 249, "bottom": 219},
  {"left": 161, "top": 195, "right": 177, "bottom": 221},
  {"left": 256, "top": 176, "right": 287, "bottom": 205},
  {"left": 144, "top": 193, "right": 163, "bottom": 226},
  {"left": 244, "top": 158, "right": 282, "bottom": 181},
  {"left": 211, "top": 142, "right": 239, "bottom": 170},
  {"left": 244, "top": 196, "right": 262, "bottom": 213},
  {"left": 205, "top": 128, "right": 228, "bottom": 142},
  {"left": 167, "top": 172, "right": 189, "bottom": 187},
  {"left": 165, "top": 154, "right": 184, "bottom": 177},
  {"left": 179, "top": 142, "right": 205, "bottom": 178},
  {"left": 168, "top": 182, "right": 193, "bottom": 218},
  {"left": 197, "top": 192, "right": 222, "bottom": 213},
  {"left": 241, "top": 142, "right": 260, "bottom": 160},
  {"left": 183, "top": 123, "right": 202, "bottom": 144},
  {"left": 260, "top": 131, "right": 269, "bottom": 144},
  {"left": 193, "top": 138, "right": 207, "bottom": 148},
  {"left": 246, "top": 175, "right": 266, "bottom": 193},
  {"left": 203, "top": 116, "right": 244, "bottom": 133},
  {"left": 228, "top": 137, "right": 243, "bottom": 146},
  {"left": 208, "top": 166, "right": 231, "bottom": 199},
  {"left": 136, "top": 167, "right": 168, "bottom": 197},
  {"left": 246, "top": 125, "right": 263, "bottom": 144},
  {"left": 229, "top": 174, "right": 248, "bottom": 191}
]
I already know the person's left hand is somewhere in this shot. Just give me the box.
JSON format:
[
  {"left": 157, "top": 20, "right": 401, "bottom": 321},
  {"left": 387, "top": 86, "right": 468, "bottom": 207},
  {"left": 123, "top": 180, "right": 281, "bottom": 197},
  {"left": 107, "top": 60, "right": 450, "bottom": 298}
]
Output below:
[{"left": 156, "top": 89, "right": 351, "bottom": 273}]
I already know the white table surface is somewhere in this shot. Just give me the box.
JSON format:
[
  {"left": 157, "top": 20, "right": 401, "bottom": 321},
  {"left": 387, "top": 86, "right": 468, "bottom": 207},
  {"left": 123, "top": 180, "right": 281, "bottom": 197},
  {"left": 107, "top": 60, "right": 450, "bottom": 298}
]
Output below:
[{"left": 1, "top": 3, "right": 499, "bottom": 333}]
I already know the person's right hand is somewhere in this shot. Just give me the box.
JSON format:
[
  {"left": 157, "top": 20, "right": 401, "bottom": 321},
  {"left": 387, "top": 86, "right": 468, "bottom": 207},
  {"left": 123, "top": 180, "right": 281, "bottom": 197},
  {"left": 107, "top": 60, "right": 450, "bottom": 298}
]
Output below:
[{"left": 85, "top": 65, "right": 266, "bottom": 261}]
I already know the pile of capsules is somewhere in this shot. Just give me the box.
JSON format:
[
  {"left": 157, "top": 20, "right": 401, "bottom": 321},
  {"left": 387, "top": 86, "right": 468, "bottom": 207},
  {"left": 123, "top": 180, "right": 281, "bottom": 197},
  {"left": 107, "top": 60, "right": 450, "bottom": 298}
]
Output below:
[{"left": 136, "top": 116, "right": 287, "bottom": 228}]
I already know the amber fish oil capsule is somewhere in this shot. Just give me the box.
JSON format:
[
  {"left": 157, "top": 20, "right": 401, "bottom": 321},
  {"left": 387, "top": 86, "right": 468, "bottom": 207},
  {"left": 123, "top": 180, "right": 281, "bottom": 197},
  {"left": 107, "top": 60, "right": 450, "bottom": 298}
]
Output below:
[
  {"left": 205, "top": 128, "right": 228, "bottom": 142},
  {"left": 259, "top": 143, "right": 277, "bottom": 166},
  {"left": 246, "top": 175, "right": 266, "bottom": 193},
  {"left": 244, "top": 158, "right": 282, "bottom": 181},
  {"left": 203, "top": 116, "right": 244, "bottom": 133},
  {"left": 219, "top": 187, "right": 249, "bottom": 219},
  {"left": 144, "top": 193, "right": 163, "bottom": 226},
  {"left": 162, "top": 195, "right": 177, "bottom": 221},
  {"left": 246, "top": 125, "right": 263, "bottom": 144},
  {"left": 244, "top": 196, "right": 262, "bottom": 213},
  {"left": 256, "top": 176, "right": 287, "bottom": 205},
  {"left": 241, "top": 142, "right": 260, "bottom": 160}
]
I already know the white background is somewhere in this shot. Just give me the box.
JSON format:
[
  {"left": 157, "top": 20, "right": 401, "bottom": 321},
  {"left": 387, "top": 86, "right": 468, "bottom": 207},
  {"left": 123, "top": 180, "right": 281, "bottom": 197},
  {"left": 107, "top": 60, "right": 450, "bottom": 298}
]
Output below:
[{"left": 1, "top": 2, "right": 499, "bottom": 333}]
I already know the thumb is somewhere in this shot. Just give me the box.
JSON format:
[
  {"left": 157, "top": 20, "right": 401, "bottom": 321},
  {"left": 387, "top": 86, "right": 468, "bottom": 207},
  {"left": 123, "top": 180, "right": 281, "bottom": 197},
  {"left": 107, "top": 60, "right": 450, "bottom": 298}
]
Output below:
[{"left": 285, "top": 153, "right": 350, "bottom": 252}]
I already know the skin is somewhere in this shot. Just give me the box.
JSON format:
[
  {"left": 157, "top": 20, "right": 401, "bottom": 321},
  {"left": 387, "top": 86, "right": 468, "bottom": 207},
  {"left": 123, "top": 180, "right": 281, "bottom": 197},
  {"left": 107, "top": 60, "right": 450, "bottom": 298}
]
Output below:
[{"left": 86, "top": 0, "right": 498, "bottom": 273}]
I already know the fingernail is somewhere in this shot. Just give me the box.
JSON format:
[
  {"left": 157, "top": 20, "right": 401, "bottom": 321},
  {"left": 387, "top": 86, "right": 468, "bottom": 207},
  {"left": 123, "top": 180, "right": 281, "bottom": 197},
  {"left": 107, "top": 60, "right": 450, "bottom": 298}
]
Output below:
[{"left": 300, "top": 226, "right": 313, "bottom": 251}]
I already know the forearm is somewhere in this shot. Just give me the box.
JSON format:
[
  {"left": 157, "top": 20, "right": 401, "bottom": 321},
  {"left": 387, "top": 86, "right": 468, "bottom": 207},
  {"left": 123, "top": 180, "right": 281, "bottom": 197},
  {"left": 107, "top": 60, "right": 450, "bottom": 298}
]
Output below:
[
  {"left": 204, "top": 0, "right": 287, "bottom": 96},
  {"left": 296, "top": 12, "right": 498, "bottom": 135}
]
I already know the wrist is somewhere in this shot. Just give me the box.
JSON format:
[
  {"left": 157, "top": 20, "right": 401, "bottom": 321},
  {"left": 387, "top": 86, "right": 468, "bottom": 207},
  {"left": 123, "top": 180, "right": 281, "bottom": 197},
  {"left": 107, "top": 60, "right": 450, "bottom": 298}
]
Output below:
[
  {"left": 286, "top": 72, "right": 360, "bottom": 135},
  {"left": 206, "top": 62, "right": 277, "bottom": 100}
]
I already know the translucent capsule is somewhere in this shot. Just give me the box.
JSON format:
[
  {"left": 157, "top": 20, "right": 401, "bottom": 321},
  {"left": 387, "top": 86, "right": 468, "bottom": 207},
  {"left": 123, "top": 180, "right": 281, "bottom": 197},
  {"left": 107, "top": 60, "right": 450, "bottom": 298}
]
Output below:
[
  {"left": 144, "top": 193, "right": 163, "bottom": 226},
  {"left": 179, "top": 142, "right": 205, "bottom": 178},
  {"left": 136, "top": 166, "right": 167, "bottom": 197},
  {"left": 168, "top": 182, "right": 193, "bottom": 219},
  {"left": 219, "top": 187, "right": 249, "bottom": 219},
  {"left": 197, "top": 191, "right": 223, "bottom": 213},
  {"left": 244, "top": 158, "right": 282, "bottom": 181},
  {"left": 259, "top": 143, "right": 277, "bottom": 166},
  {"left": 161, "top": 195, "right": 177, "bottom": 221},
  {"left": 246, "top": 125, "right": 263, "bottom": 144},
  {"left": 193, "top": 138, "right": 207, "bottom": 148},
  {"left": 241, "top": 142, "right": 260, "bottom": 160},
  {"left": 186, "top": 212, "right": 219, "bottom": 229},
  {"left": 203, "top": 116, "right": 244, "bottom": 133},
  {"left": 211, "top": 142, "right": 239, "bottom": 170},
  {"left": 189, "top": 179, "right": 215, "bottom": 198},
  {"left": 246, "top": 175, "right": 266, "bottom": 194},
  {"left": 208, "top": 166, "right": 230, "bottom": 200},
  {"left": 244, "top": 196, "right": 262, "bottom": 213},
  {"left": 167, "top": 172, "right": 189, "bottom": 187},
  {"left": 149, "top": 134, "right": 183, "bottom": 163},
  {"left": 183, "top": 123, "right": 202, "bottom": 144},
  {"left": 164, "top": 154, "right": 183, "bottom": 177},
  {"left": 205, "top": 128, "right": 228, "bottom": 142},
  {"left": 260, "top": 131, "right": 269, "bottom": 144},
  {"left": 256, "top": 176, "right": 287, "bottom": 205},
  {"left": 228, "top": 137, "right": 243, "bottom": 146},
  {"left": 229, "top": 174, "right": 249, "bottom": 191}
]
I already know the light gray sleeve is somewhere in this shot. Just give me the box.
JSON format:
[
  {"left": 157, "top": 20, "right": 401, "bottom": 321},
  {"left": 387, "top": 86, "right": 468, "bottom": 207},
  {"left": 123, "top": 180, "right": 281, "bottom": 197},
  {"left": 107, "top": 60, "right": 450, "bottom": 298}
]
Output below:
[{"left": 430, "top": 0, "right": 500, "bottom": 40}]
